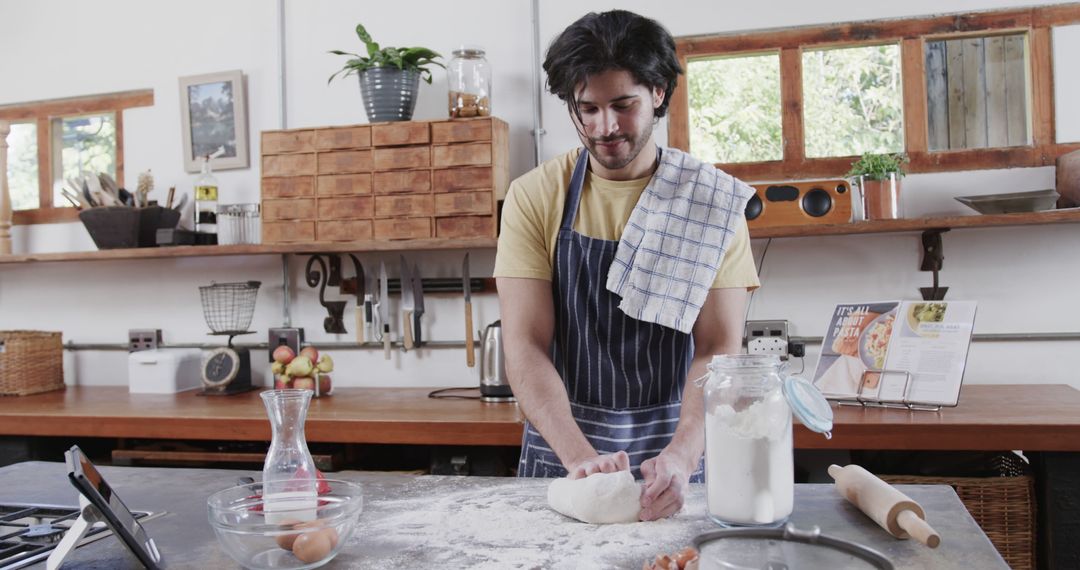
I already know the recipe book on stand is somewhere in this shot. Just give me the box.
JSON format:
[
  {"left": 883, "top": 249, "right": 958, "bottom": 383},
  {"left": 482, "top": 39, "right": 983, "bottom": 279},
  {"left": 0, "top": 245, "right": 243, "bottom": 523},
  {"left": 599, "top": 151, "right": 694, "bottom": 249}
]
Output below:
[{"left": 811, "top": 300, "right": 977, "bottom": 409}]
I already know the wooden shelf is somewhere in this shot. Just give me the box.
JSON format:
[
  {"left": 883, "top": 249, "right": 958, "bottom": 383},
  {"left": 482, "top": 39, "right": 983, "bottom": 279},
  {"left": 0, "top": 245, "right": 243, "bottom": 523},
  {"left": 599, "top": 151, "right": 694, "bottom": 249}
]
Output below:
[
  {"left": 0, "top": 237, "right": 497, "bottom": 265},
  {"left": 749, "top": 208, "right": 1080, "bottom": 238},
  {"left": 2, "top": 210, "right": 1077, "bottom": 264}
]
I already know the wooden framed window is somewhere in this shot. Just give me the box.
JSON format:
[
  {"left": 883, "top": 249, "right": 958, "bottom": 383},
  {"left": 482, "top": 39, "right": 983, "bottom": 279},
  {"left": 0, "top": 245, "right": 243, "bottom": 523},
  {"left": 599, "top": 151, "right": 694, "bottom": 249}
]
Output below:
[
  {"left": 0, "top": 90, "right": 153, "bottom": 225},
  {"left": 668, "top": 5, "right": 1080, "bottom": 181}
]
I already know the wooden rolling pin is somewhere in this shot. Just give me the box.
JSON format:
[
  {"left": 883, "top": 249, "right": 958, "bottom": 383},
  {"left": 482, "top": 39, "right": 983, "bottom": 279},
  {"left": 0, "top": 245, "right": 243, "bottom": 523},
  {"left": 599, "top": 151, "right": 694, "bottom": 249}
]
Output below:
[{"left": 828, "top": 464, "right": 941, "bottom": 548}]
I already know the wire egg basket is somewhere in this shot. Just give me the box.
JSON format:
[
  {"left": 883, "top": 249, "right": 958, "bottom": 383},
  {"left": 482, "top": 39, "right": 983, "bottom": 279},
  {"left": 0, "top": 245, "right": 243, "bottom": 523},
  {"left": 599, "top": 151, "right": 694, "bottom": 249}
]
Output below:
[{"left": 199, "top": 281, "right": 261, "bottom": 335}]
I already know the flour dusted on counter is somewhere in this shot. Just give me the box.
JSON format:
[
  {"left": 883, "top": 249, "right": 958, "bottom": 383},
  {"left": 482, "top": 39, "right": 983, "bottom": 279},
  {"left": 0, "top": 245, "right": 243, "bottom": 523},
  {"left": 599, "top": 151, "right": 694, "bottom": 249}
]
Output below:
[
  {"left": 705, "top": 394, "right": 794, "bottom": 525},
  {"left": 352, "top": 476, "right": 712, "bottom": 569}
]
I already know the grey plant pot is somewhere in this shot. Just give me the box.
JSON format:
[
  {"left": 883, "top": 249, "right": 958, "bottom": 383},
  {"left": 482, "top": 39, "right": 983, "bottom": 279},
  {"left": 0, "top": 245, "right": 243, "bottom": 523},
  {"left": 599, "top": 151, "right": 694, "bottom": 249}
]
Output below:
[{"left": 358, "top": 67, "right": 421, "bottom": 122}]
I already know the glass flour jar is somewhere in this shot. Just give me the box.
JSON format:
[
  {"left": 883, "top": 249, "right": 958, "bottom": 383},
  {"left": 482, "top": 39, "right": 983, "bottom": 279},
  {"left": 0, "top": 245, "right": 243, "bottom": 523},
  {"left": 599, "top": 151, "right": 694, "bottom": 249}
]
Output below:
[
  {"left": 447, "top": 45, "right": 491, "bottom": 118},
  {"left": 701, "top": 354, "right": 832, "bottom": 527}
]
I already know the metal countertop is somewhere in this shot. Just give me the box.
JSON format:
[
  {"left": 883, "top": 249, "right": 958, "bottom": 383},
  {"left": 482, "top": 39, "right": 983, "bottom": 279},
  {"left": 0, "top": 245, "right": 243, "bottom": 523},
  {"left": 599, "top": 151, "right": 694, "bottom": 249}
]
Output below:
[{"left": 0, "top": 461, "right": 1006, "bottom": 569}]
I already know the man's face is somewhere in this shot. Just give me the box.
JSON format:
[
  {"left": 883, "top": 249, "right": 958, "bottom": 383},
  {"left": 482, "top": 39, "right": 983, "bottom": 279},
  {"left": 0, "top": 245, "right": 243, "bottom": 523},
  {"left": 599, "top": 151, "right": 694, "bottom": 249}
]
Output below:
[{"left": 571, "top": 69, "right": 664, "bottom": 179}]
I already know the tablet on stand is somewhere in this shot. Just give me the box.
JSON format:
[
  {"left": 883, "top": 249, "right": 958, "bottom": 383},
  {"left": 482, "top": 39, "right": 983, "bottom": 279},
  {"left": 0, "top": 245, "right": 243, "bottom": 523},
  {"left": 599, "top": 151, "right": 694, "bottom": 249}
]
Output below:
[{"left": 47, "top": 445, "right": 162, "bottom": 570}]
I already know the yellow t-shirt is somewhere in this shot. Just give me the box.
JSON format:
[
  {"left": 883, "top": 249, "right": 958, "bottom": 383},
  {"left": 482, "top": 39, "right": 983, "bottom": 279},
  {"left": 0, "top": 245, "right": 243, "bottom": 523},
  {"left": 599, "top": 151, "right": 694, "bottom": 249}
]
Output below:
[{"left": 494, "top": 149, "right": 760, "bottom": 290}]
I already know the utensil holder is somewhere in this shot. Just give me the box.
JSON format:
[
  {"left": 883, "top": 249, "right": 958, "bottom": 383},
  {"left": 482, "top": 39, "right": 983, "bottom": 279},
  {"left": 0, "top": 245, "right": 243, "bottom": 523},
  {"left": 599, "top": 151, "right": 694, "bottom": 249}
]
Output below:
[{"left": 79, "top": 206, "right": 181, "bottom": 249}]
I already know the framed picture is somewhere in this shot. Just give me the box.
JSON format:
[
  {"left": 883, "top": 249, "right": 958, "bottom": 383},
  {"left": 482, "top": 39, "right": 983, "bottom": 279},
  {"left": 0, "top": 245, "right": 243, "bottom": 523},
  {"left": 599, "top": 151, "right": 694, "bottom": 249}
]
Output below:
[{"left": 178, "top": 70, "right": 249, "bottom": 172}]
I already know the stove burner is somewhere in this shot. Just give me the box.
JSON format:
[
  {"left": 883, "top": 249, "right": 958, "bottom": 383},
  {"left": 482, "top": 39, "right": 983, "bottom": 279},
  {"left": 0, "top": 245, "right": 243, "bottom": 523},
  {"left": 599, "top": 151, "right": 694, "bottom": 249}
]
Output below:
[{"left": 22, "top": 524, "right": 63, "bottom": 544}]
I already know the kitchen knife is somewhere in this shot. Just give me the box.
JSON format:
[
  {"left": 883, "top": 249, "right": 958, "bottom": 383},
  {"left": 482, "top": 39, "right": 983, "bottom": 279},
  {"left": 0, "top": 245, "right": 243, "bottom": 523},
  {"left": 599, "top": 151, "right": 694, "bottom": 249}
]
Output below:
[
  {"left": 362, "top": 293, "right": 374, "bottom": 343},
  {"left": 350, "top": 255, "right": 365, "bottom": 344},
  {"left": 379, "top": 261, "right": 391, "bottom": 360},
  {"left": 412, "top": 262, "right": 425, "bottom": 347},
  {"left": 463, "top": 253, "right": 475, "bottom": 367},
  {"left": 399, "top": 256, "right": 415, "bottom": 351}
]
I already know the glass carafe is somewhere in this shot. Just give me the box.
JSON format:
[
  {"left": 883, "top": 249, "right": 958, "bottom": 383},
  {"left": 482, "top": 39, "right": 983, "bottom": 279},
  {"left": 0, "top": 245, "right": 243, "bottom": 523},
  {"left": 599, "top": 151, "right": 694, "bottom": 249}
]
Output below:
[
  {"left": 703, "top": 355, "right": 792, "bottom": 527},
  {"left": 261, "top": 389, "right": 317, "bottom": 523}
]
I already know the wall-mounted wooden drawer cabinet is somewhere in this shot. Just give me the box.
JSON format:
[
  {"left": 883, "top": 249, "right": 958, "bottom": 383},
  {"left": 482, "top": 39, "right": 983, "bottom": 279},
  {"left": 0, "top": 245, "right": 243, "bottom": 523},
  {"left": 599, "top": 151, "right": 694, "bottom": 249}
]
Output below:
[
  {"left": 318, "top": 220, "right": 373, "bottom": 241},
  {"left": 374, "top": 218, "right": 432, "bottom": 240},
  {"left": 263, "top": 154, "right": 316, "bottom": 177},
  {"left": 374, "top": 170, "right": 431, "bottom": 195},
  {"left": 315, "top": 126, "right": 371, "bottom": 150},
  {"left": 264, "top": 221, "right": 316, "bottom": 243},
  {"left": 263, "top": 177, "right": 314, "bottom": 198},
  {"left": 264, "top": 198, "right": 316, "bottom": 221},
  {"left": 261, "top": 117, "right": 507, "bottom": 243},
  {"left": 317, "top": 173, "right": 372, "bottom": 196},
  {"left": 262, "top": 130, "right": 314, "bottom": 154},
  {"left": 318, "top": 196, "right": 373, "bottom": 220}
]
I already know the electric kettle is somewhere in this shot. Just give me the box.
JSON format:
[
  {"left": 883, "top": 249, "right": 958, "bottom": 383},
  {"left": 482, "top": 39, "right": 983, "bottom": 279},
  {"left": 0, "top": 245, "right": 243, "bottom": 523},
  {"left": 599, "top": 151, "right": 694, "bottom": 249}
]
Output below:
[{"left": 479, "top": 320, "right": 514, "bottom": 403}]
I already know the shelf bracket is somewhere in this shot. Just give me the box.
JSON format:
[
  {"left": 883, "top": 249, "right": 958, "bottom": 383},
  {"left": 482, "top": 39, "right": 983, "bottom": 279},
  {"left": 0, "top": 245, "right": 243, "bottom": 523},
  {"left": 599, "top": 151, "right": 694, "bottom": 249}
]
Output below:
[
  {"left": 304, "top": 254, "right": 347, "bottom": 334},
  {"left": 919, "top": 229, "right": 949, "bottom": 301}
]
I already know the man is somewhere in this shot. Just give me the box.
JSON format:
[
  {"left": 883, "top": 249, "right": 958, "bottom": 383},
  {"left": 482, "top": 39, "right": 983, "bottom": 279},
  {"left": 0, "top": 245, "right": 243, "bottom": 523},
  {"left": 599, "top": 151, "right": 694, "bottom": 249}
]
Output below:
[{"left": 494, "top": 10, "right": 759, "bottom": 521}]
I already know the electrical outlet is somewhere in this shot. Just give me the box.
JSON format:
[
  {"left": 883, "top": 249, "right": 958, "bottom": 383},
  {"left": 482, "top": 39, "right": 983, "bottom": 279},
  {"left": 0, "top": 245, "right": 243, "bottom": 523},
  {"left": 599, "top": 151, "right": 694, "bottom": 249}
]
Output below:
[
  {"left": 268, "top": 327, "right": 304, "bottom": 361},
  {"left": 128, "top": 329, "right": 162, "bottom": 352},
  {"left": 748, "top": 336, "right": 789, "bottom": 356},
  {"left": 745, "top": 320, "right": 789, "bottom": 348}
]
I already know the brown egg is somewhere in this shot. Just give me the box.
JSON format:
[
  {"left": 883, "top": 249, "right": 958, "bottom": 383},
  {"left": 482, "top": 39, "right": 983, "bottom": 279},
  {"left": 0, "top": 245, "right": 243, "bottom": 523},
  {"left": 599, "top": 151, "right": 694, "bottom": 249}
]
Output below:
[
  {"left": 322, "top": 526, "right": 340, "bottom": 549},
  {"left": 273, "top": 518, "right": 303, "bottom": 551},
  {"left": 292, "top": 528, "right": 333, "bottom": 563}
]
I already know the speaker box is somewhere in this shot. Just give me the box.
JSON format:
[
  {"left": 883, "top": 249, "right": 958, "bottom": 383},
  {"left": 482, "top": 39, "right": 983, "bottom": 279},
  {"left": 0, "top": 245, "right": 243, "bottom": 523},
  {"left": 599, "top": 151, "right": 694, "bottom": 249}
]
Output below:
[{"left": 745, "top": 179, "right": 853, "bottom": 229}]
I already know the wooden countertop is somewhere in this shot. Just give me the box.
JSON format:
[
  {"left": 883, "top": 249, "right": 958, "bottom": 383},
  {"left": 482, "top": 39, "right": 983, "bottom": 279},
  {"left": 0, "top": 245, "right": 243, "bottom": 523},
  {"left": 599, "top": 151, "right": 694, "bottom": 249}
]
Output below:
[
  {"left": 798, "top": 383, "right": 1080, "bottom": 451},
  {"left": 1, "top": 384, "right": 1078, "bottom": 451},
  {"left": 0, "top": 387, "right": 525, "bottom": 446}
]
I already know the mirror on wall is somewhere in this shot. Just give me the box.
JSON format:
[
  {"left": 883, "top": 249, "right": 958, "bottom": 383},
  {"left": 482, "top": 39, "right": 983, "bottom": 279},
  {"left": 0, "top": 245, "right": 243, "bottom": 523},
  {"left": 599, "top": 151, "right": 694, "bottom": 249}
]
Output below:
[
  {"left": 1053, "top": 24, "right": 1080, "bottom": 144},
  {"left": 924, "top": 33, "right": 1031, "bottom": 151}
]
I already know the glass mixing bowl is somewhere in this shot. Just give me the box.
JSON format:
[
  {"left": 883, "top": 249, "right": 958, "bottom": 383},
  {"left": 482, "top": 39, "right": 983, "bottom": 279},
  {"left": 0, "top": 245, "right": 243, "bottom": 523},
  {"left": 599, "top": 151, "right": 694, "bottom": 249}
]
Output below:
[{"left": 207, "top": 479, "right": 363, "bottom": 569}]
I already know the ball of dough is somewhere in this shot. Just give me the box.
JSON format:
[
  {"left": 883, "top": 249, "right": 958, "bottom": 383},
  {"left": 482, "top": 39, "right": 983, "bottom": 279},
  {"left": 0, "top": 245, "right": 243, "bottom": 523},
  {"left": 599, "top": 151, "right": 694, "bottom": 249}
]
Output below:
[{"left": 547, "top": 470, "right": 642, "bottom": 524}]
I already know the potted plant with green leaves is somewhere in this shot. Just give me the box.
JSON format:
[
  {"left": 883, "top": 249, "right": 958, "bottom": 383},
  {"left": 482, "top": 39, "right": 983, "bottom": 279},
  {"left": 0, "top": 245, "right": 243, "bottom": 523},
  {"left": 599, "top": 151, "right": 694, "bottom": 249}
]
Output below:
[
  {"left": 847, "top": 152, "right": 909, "bottom": 220},
  {"left": 329, "top": 23, "right": 443, "bottom": 122}
]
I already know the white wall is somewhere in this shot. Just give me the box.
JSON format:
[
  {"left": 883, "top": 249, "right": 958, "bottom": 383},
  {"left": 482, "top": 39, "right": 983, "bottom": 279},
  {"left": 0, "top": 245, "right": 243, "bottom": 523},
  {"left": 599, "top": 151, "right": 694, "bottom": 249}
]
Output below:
[{"left": 1, "top": 0, "right": 1077, "bottom": 391}]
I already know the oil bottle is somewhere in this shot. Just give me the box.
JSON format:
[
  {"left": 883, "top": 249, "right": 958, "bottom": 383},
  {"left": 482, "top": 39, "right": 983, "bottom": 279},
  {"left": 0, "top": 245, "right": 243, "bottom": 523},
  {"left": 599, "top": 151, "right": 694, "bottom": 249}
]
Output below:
[{"left": 194, "top": 151, "right": 221, "bottom": 235}]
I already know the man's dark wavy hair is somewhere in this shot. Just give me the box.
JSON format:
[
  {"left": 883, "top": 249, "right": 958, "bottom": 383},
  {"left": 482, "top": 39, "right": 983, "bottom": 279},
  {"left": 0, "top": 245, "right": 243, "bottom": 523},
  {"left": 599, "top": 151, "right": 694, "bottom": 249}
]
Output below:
[{"left": 543, "top": 10, "right": 682, "bottom": 122}]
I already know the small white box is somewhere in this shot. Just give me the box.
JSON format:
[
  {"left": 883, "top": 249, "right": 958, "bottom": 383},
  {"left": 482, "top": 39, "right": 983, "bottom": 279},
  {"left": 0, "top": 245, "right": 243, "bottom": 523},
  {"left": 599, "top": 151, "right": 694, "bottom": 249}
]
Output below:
[{"left": 128, "top": 349, "right": 203, "bottom": 394}]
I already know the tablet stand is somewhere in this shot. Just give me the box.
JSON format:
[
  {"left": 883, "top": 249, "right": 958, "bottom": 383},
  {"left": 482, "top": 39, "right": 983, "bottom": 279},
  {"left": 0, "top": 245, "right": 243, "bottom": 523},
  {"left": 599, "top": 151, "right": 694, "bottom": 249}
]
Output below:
[
  {"left": 46, "top": 494, "right": 160, "bottom": 570},
  {"left": 46, "top": 495, "right": 105, "bottom": 570}
]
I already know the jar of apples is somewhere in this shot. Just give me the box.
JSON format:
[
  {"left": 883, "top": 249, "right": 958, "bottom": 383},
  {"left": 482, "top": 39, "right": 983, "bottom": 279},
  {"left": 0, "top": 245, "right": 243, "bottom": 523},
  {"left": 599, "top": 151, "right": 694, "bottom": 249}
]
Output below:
[{"left": 271, "top": 345, "right": 334, "bottom": 397}]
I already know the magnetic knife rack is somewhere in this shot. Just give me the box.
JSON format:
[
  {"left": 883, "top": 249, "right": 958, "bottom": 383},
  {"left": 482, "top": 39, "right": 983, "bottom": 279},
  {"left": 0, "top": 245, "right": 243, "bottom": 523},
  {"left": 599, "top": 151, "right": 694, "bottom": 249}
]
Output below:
[{"left": 301, "top": 252, "right": 494, "bottom": 339}]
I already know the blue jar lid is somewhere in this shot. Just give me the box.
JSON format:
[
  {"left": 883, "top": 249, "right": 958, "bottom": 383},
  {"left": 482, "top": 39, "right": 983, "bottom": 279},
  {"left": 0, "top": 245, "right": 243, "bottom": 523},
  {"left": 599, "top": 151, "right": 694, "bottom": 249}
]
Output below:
[{"left": 783, "top": 376, "right": 834, "bottom": 437}]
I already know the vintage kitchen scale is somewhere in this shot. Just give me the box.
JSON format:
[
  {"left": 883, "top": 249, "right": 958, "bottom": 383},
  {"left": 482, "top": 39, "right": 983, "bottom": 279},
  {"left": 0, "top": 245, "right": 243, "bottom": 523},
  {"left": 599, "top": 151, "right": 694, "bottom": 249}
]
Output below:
[{"left": 198, "top": 281, "right": 261, "bottom": 395}]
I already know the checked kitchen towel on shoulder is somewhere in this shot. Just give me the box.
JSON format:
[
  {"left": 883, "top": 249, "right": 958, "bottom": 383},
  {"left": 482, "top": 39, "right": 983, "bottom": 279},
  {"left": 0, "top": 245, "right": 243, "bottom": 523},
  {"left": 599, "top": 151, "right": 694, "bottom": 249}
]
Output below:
[{"left": 605, "top": 147, "right": 755, "bottom": 334}]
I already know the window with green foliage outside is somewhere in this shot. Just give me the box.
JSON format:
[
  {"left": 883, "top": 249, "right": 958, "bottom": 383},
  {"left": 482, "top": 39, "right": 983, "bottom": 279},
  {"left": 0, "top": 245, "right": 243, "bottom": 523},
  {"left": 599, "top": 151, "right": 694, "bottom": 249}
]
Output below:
[
  {"left": 687, "top": 52, "right": 782, "bottom": 164},
  {"left": 6, "top": 122, "right": 39, "bottom": 211},
  {"left": 802, "top": 44, "right": 904, "bottom": 158},
  {"left": 54, "top": 113, "right": 116, "bottom": 207}
]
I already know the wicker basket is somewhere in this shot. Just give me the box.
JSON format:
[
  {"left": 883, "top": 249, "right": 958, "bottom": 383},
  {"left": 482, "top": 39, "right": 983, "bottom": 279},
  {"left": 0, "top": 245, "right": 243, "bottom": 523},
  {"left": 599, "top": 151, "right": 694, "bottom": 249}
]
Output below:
[
  {"left": 0, "top": 331, "right": 65, "bottom": 396},
  {"left": 881, "top": 474, "right": 1035, "bottom": 570}
]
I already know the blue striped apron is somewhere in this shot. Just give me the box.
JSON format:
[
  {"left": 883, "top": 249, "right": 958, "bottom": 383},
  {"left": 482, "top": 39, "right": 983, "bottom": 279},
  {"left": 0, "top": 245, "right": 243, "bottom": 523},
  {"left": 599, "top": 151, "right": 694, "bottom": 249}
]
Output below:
[{"left": 518, "top": 148, "right": 704, "bottom": 482}]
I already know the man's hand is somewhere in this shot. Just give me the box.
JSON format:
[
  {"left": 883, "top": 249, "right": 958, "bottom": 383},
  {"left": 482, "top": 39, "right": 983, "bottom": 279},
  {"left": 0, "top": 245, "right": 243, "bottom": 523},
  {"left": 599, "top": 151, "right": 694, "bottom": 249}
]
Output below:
[
  {"left": 567, "top": 450, "right": 630, "bottom": 480},
  {"left": 639, "top": 451, "right": 694, "bottom": 520}
]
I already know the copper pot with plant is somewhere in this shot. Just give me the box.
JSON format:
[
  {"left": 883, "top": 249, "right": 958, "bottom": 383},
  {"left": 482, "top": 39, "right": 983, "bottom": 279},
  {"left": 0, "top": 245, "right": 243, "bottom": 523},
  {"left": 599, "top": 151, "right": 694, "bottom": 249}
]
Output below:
[{"left": 847, "top": 152, "right": 909, "bottom": 220}]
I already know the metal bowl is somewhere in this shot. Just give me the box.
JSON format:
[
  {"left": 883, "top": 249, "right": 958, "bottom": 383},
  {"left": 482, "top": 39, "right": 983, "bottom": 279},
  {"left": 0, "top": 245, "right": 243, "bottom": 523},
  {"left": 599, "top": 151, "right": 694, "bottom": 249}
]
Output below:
[
  {"left": 207, "top": 479, "right": 363, "bottom": 570},
  {"left": 954, "top": 189, "right": 1060, "bottom": 214}
]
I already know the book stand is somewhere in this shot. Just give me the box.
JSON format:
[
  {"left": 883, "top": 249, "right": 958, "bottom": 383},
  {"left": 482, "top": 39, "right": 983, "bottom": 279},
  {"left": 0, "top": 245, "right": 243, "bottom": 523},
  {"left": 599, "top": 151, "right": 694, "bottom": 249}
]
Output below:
[{"left": 833, "top": 369, "right": 944, "bottom": 412}]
